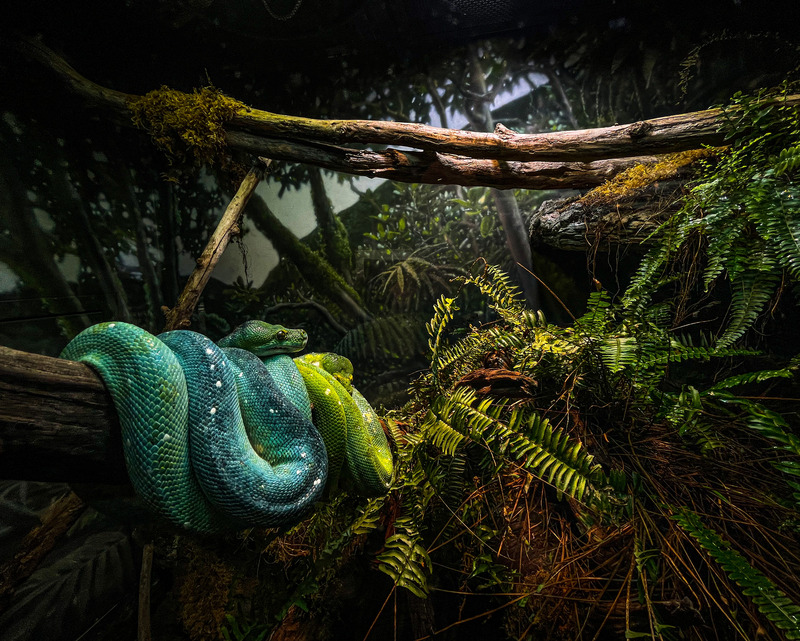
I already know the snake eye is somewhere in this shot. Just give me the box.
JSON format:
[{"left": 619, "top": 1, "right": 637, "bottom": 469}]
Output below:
[{"left": 276, "top": 330, "right": 287, "bottom": 341}]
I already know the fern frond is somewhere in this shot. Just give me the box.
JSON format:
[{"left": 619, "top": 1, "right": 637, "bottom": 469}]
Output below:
[
  {"left": 575, "top": 290, "right": 614, "bottom": 335},
  {"left": 753, "top": 182, "right": 800, "bottom": 280},
  {"left": 717, "top": 270, "right": 781, "bottom": 348},
  {"left": 426, "top": 387, "right": 608, "bottom": 506},
  {"left": 709, "top": 367, "right": 794, "bottom": 391},
  {"left": 673, "top": 508, "right": 800, "bottom": 639},
  {"left": 349, "top": 498, "right": 387, "bottom": 537},
  {"left": 422, "top": 397, "right": 468, "bottom": 455},
  {"left": 711, "top": 394, "right": 800, "bottom": 504},
  {"left": 377, "top": 527, "right": 431, "bottom": 598},
  {"left": 465, "top": 262, "right": 524, "bottom": 322},
  {"left": 774, "top": 145, "right": 800, "bottom": 176},
  {"left": 599, "top": 335, "right": 638, "bottom": 374}
]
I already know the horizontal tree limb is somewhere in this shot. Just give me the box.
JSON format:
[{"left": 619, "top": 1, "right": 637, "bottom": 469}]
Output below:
[
  {"left": 0, "top": 345, "right": 128, "bottom": 483},
  {"left": 228, "top": 131, "right": 664, "bottom": 189},
  {"left": 13, "top": 38, "right": 799, "bottom": 176}
]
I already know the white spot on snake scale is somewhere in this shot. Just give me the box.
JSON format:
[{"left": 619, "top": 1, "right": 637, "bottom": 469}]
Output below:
[
  {"left": 313, "top": 478, "right": 321, "bottom": 485},
  {"left": 301, "top": 452, "right": 307, "bottom": 458},
  {"left": 205, "top": 348, "right": 213, "bottom": 355},
  {"left": 324, "top": 388, "right": 331, "bottom": 395},
  {"left": 210, "top": 407, "right": 217, "bottom": 414},
  {"left": 209, "top": 364, "right": 215, "bottom": 370},
  {"left": 215, "top": 380, "right": 222, "bottom": 387},
  {"left": 108, "top": 323, "right": 116, "bottom": 328}
]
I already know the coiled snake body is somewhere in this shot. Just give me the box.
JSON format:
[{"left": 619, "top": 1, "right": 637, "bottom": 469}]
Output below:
[{"left": 61, "top": 321, "right": 394, "bottom": 533}]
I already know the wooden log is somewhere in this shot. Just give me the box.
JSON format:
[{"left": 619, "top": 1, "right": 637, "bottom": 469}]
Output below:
[
  {"left": 529, "top": 179, "right": 685, "bottom": 251},
  {"left": 229, "top": 131, "right": 665, "bottom": 189},
  {"left": 0, "top": 345, "right": 127, "bottom": 483}
]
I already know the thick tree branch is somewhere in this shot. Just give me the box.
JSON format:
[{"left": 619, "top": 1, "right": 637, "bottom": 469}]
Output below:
[
  {"left": 0, "top": 345, "right": 125, "bottom": 483},
  {"left": 228, "top": 131, "right": 660, "bottom": 189},
  {"left": 12, "top": 38, "right": 799, "bottom": 177}
]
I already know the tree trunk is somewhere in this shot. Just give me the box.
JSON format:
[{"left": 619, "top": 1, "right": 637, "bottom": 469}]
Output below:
[{"left": 308, "top": 166, "right": 353, "bottom": 278}]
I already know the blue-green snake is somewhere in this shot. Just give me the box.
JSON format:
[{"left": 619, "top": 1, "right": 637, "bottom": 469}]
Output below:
[{"left": 60, "top": 320, "right": 394, "bottom": 533}]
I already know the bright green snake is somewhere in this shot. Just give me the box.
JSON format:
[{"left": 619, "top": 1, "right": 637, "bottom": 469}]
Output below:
[{"left": 60, "top": 320, "right": 394, "bottom": 534}]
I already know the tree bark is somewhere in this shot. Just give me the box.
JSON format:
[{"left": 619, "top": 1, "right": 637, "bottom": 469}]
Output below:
[
  {"left": 228, "top": 132, "right": 661, "bottom": 189},
  {"left": 529, "top": 179, "right": 685, "bottom": 251},
  {"left": 0, "top": 345, "right": 127, "bottom": 483},
  {"left": 308, "top": 166, "right": 352, "bottom": 277}
]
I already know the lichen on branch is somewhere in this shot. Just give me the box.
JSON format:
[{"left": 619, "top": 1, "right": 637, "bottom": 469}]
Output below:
[
  {"left": 581, "top": 148, "right": 718, "bottom": 205},
  {"left": 129, "top": 85, "right": 248, "bottom": 170}
]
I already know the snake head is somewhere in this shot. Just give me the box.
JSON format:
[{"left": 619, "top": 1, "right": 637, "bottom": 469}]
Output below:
[{"left": 217, "top": 320, "right": 308, "bottom": 356}]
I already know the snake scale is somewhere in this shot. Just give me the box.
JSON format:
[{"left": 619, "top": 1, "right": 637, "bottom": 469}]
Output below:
[{"left": 60, "top": 320, "right": 394, "bottom": 533}]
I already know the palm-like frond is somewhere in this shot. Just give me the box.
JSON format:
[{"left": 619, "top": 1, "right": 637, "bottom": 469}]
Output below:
[
  {"left": 371, "top": 252, "right": 465, "bottom": 311},
  {"left": 335, "top": 314, "right": 426, "bottom": 364}
]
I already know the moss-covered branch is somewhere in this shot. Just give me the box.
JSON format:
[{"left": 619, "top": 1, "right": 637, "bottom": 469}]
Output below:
[{"left": 11, "top": 38, "right": 799, "bottom": 185}]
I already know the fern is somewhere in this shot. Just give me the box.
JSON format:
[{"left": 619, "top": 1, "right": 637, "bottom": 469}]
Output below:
[
  {"left": 673, "top": 508, "right": 800, "bottom": 639},
  {"left": 774, "top": 145, "right": 800, "bottom": 176},
  {"left": 715, "top": 394, "right": 800, "bottom": 505},
  {"left": 377, "top": 519, "right": 432, "bottom": 598},
  {"left": 423, "top": 386, "right": 607, "bottom": 505},
  {"left": 599, "top": 335, "right": 638, "bottom": 374},
  {"left": 464, "top": 261, "right": 524, "bottom": 322},
  {"left": 427, "top": 294, "right": 458, "bottom": 383},
  {"left": 575, "top": 290, "right": 615, "bottom": 336},
  {"left": 349, "top": 498, "right": 387, "bottom": 537},
  {"left": 717, "top": 269, "right": 781, "bottom": 349},
  {"left": 709, "top": 367, "right": 794, "bottom": 391}
]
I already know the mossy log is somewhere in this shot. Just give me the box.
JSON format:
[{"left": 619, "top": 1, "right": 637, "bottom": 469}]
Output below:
[
  {"left": 529, "top": 179, "right": 686, "bottom": 251},
  {"left": 11, "top": 38, "right": 800, "bottom": 189},
  {"left": 528, "top": 151, "right": 707, "bottom": 251},
  {"left": 0, "top": 345, "right": 127, "bottom": 483}
]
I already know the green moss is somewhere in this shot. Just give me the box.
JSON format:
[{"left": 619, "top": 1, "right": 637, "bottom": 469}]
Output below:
[
  {"left": 582, "top": 148, "right": 718, "bottom": 205},
  {"left": 128, "top": 85, "right": 248, "bottom": 171}
]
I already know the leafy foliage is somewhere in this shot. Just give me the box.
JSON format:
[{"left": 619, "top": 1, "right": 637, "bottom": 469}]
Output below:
[
  {"left": 374, "top": 248, "right": 800, "bottom": 640},
  {"left": 624, "top": 84, "right": 800, "bottom": 345},
  {"left": 0, "top": 531, "right": 136, "bottom": 641}
]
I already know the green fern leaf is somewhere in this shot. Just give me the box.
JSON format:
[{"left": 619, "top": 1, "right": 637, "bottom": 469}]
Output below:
[
  {"left": 673, "top": 508, "right": 800, "bottom": 639},
  {"left": 717, "top": 270, "right": 781, "bottom": 348},
  {"left": 377, "top": 532, "right": 432, "bottom": 598}
]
